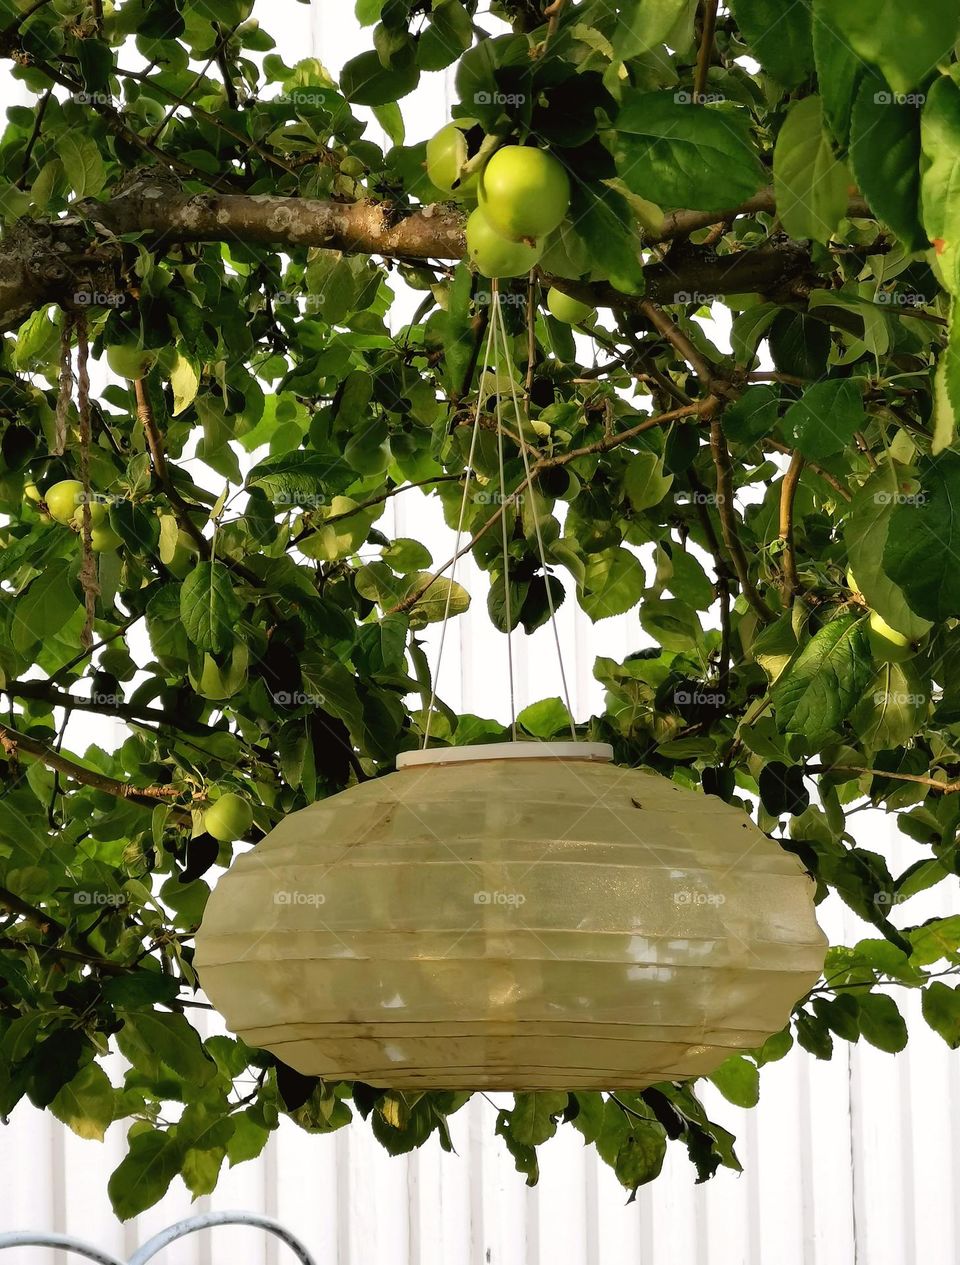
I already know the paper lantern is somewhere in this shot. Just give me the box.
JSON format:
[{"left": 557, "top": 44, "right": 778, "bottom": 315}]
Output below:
[{"left": 195, "top": 743, "right": 826, "bottom": 1090}]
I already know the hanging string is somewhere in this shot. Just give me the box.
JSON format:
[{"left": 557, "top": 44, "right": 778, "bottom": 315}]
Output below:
[
  {"left": 491, "top": 281, "right": 518, "bottom": 741},
  {"left": 492, "top": 281, "right": 578, "bottom": 740},
  {"left": 421, "top": 305, "right": 498, "bottom": 749}
]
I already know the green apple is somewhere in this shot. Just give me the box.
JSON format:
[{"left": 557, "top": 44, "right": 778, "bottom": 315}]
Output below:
[
  {"left": 868, "top": 610, "right": 914, "bottom": 662},
  {"left": 90, "top": 523, "right": 123, "bottom": 552},
  {"left": 44, "top": 480, "right": 84, "bottom": 524},
  {"left": 204, "top": 792, "right": 254, "bottom": 842},
  {"left": 106, "top": 343, "right": 158, "bottom": 380},
  {"left": 99, "top": 645, "right": 136, "bottom": 680},
  {"left": 479, "top": 145, "right": 570, "bottom": 241},
  {"left": 465, "top": 207, "right": 542, "bottom": 279},
  {"left": 73, "top": 501, "right": 108, "bottom": 529},
  {"left": 547, "top": 287, "right": 595, "bottom": 325},
  {"left": 425, "top": 118, "right": 481, "bottom": 198}
]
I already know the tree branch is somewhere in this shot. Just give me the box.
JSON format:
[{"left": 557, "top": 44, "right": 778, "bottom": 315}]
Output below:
[
  {"left": 709, "top": 420, "right": 775, "bottom": 622},
  {"left": 778, "top": 451, "right": 804, "bottom": 603},
  {"left": 0, "top": 723, "right": 192, "bottom": 819},
  {"left": 0, "top": 184, "right": 831, "bottom": 331}
]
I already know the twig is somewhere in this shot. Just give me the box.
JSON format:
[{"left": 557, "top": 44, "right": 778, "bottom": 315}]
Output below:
[
  {"left": 134, "top": 378, "right": 210, "bottom": 558},
  {"left": 391, "top": 399, "right": 713, "bottom": 613},
  {"left": 778, "top": 451, "right": 804, "bottom": 603},
  {"left": 808, "top": 764, "right": 960, "bottom": 794},
  {"left": 694, "top": 0, "right": 719, "bottom": 102},
  {"left": 765, "top": 439, "right": 852, "bottom": 502},
  {"left": 709, "top": 420, "right": 775, "bottom": 622},
  {"left": 639, "top": 298, "right": 723, "bottom": 391},
  {"left": 0, "top": 886, "right": 65, "bottom": 937},
  {"left": 0, "top": 723, "right": 192, "bottom": 818}
]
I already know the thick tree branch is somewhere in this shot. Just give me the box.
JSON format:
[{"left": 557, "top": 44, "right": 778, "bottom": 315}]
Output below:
[{"left": 0, "top": 184, "right": 833, "bottom": 330}]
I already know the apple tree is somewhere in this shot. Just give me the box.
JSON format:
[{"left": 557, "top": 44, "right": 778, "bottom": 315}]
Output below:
[{"left": 0, "top": 0, "right": 959, "bottom": 1216}]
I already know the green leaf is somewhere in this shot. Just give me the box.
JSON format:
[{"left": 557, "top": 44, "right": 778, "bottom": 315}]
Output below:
[
  {"left": 612, "top": 0, "right": 694, "bottom": 59},
  {"left": 844, "top": 466, "right": 932, "bottom": 640},
  {"left": 108, "top": 1127, "right": 181, "bottom": 1221},
  {"left": 921, "top": 75, "right": 960, "bottom": 294},
  {"left": 55, "top": 133, "right": 106, "bottom": 198},
  {"left": 50, "top": 1062, "right": 115, "bottom": 1141},
  {"left": 826, "top": 0, "right": 960, "bottom": 97},
  {"left": 772, "top": 612, "right": 873, "bottom": 742},
  {"left": 857, "top": 991, "right": 908, "bottom": 1052},
  {"left": 851, "top": 659, "right": 929, "bottom": 750},
  {"left": 340, "top": 49, "right": 419, "bottom": 105},
  {"left": 169, "top": 349, "right": 200, "bottom": 416},
  {"left": 402, "top": 572, "right": 470, "bottom": 627},
  {"left": 579, "top": 547, "right": 645, "bottom": 620},
  {"left": 623, "top": 451, "right": 673, "bottom": 510},
  {"left": 121, "top": 1010, "right": 216, "bottom": 1084},
  {"left": 614, "top": 1119, "right": 667, "bottom": 1194},
  {"left": 569, "top": 182, "right": 646, "bottom": 294},
  {"left": 709, "top": 1055, "right": 760, "bottom": 1108},
  {"left": 612, "top": 93, "right": 765, "bottom": 212},
  {"left": 850, "top": 72, "right": 926, "bottom": 252},
  {"left": 729, "top": 0, "right": 813, "bottom": 87},
  {"left": 639, "top": 596, "right": 703, "bottom": 652},
  {"left": 517, "top": 696, "right": 573, "bottom": 739},
  {"left": 884, "top": 452, "right": 960, "bottom": 621},
  {"left": 922, "top": 981, "right": 960, "bottom": 1048},
  {"left": 812, "top": 0, "right": 865, "bottom": 148},
  {"left": 12, "top": 559, "right": 83, "bottom": 653},
  {"left": 780, "top": 379, "right": 865, "bottom": 460},
  {"left": 773, "top": 96, "right": 849, "bottom": 244},
  {"left": 722, "top": 385, "right": 779, "bottom": 445},
  {"left": 180, "top": 562, "right": 241, "bottom": 655},
  {"left": 510, "top": 1091, "right": 568, "bottom": 1146}
]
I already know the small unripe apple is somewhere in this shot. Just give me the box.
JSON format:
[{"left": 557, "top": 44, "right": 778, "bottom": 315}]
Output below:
[
  {"left": 425, "top": 118, "right": 481, "bottom": 198},
  {"left": 73, "top": 501, "right": 108, "bottom": 530},
  {"left": 90, "top": 523, "right": 123, "bottom": 553},
  {"left": 479, "top": 145, "right": 570, "bottom": 241},
  {"left": 203, "top": 792, "right": 254, "bottom": 842},
  {"left": 44, "top": 480, "right": 84, "bottom": 524},
  {"left": 106, "top": 343, "right": 157, "bottom": 380},
  {"left": 466, "top": 207, "right": 542, "bottom": 279},
  {"left": 547, "top": 287, "right": 595, "bottom": 325}
]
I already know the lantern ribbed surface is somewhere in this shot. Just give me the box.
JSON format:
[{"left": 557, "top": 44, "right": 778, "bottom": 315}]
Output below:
[{"left": 195, "top": 744, "right": 827, "bottom": 1090}]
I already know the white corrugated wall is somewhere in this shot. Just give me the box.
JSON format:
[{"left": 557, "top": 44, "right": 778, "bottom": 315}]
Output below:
[{"left": 2, "top": 3, "right": 958, "bottom": 1262}]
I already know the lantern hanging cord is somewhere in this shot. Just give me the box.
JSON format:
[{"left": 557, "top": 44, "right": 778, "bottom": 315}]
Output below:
[
  {"left": 492, "top": 286, "right": 577, "bottom": 741},
  {"left": 492, "top": 281, "right": 518, "bottom": 741},
  {"left": 421, "top": 306, "right": 497, "bottom": 750}
]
